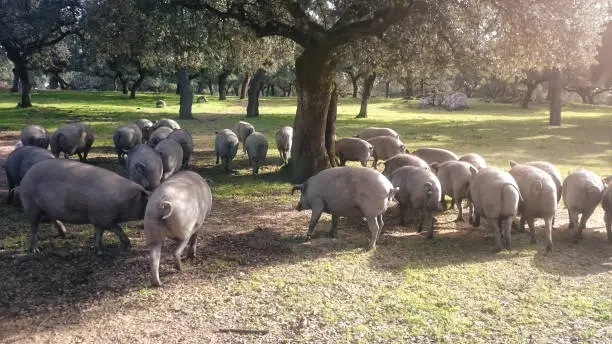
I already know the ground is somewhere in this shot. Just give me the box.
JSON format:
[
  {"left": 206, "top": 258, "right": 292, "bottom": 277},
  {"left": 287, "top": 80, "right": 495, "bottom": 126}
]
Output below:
[{"left": 0, "top": 91, "right": 610, "bottom": 343}]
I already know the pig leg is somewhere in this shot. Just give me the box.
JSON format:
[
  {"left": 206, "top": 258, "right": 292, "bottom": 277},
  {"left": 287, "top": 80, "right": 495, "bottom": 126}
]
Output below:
[
  {"left": 149, "top": 242, "right": 163, "bottom": 287},
  {"left": 426, "top": 212, "right": 435, "bottom": 239},
  {"left": 577, "top": 209, "right": 594, "bottom": 241},
  {"left": 360, "top": 160, "right": 367, "bottom": 167},
  {"left": 108, "top": 224, "right": 132, "bottom": 252},
  {"left": 544, "top": 216, "right": 553, "bottom": 252},
  {"left": 366, "top": 217, "right": 381, "bottom": 250},
  {"left": 371, "top": 156, "right": 378, "bottom": 168},
  {"left": 568, "top": 210, "right": 580, "bottom": 242},
  {"left": 187, "top": 232, "right": 198, "bottom": 259},
  {"left": 27, "top": 211, "right": 43, "bottom": 254},
  {"left": 526, "top": 216, "right": 537, "bottom": 244},
  {"left": 54, "top": 220, "right": 67, "bottom": 239},
  {"left": 399, "top": 203, "right": 407, "bottom": 225},
  {"left": 306, "top": 203, "right": 324, "bottom": 240},
  {"left": 377, "top": 214, "right": 384, "bottom": 229},
  {"left": 216, "top": 151, "right": 220, "bottom": 164},
  {"left": 329, "top": 215, "right": 339, "bottom": 237},
  {"left": 173, "top": 238, "right": 190, "bottom": 271},
  {"left": 567, "top": 209, "right": 574, "bottom": 229},
  {"left": 94, "top": 227, "right": 105, "bottom": 255},
  {"left": 490, "top": 218, "right": 503, "bottom": 252},
  {"left": 77, "top": 152, "right": 84, "bottom": 161},
  {"left": 455, "top": 196, "right": 463, "bottom": 222},
  {"left": 501, "top": 217, "right": 512, "bottom": 249}
]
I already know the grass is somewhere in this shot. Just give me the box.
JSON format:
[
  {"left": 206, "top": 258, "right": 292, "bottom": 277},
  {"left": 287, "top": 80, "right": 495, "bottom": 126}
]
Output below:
[{"left": 0, "top": 90, "right": 611, "bottom": 343}]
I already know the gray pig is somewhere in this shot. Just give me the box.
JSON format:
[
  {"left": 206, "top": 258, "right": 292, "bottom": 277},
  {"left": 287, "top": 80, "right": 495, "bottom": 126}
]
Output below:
[
  {"left": 291, "top": 166, "right": 398, "bottom": 250},
  {"left": 148, "top": 127, "right": 174, "bottom": 147},
  {"left": 245, "top": 132, "right": 268, "bottom": 175},
  {"left": 434, "top": 161, "right": 478, "bottom": 221},
  {"left": 125, "top": 144, "right": 163, "bottom": 190},
  {"left": 390, "top": 166, "right": 442, "bottom": 238},
  {"left": 50, "top": 122, "right": 94, "bottom": 161},
  {"left": 19, "top": 159, "right": 149, "bottom": 254},
  {"left": 154, "top": 118, "right": 180, "bottom": 130},
  {"left": 381, "top": 153, "right": 430, "bottom": 178},
  {"left": 215, "top": 129, "right": 239, "bottom": 172},
  {"left": 20, "top": 125, "right": 49, "bottom": 149},
  {"left": 154, "top": 139, "right": 183, "bottom": 180},
  {"left": 275, "top": 126, "right": 293, "bottom": 165},
  {"left": 459, "top": 153, "right": 486, "bottom": 170},
  {"left": 135, "top": 118, "right": 154, "bottom": 143},
  {"left": 355, "top": 127, "right": 400, "bottom": 141},
  {"left": 600, "top": 180, "right": 612, "bottom": 242},
  {"left": 510, "top": 160, "right": 562, "bottom": 203},
  {"left": 3, "top": 146, "right": 55, "bottom": 204},
  {"left": 168, "top": 129, "right": 193, "bottom": 168},
  {"left": 233, "top": 121, "right": 255, "bottom": 153},
  {"left": 563, "top": 169, "right": 604, "bottom": 242},
  {"left": 144, "top": 171, "right": 212, "bottom": 287},
  {"left": 113, "top": 124, "right": 143, "bottom": 163},
  {"left": 469, "top": 167, "right": 521, "bottom": 251},
  {"left": 509, "top": 164, "right": 557, "bottom": 251},
  {"left": 366, "top": 136, "right": 406, "bottom": 168},
  {"left": 413, "top": 147, "right": 458, "bottom": 164},
  {"left": 335, "top": 137, "right": 373, "bottom": 167}
]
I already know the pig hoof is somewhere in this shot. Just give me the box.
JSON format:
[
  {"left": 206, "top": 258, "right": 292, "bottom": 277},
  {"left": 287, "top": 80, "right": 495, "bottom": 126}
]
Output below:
[{"left": 151, "top": 280, "right": 162, "bottom": 288}]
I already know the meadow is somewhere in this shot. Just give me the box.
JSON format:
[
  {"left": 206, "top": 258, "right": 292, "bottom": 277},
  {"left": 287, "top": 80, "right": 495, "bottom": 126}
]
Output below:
[{"left": 0, "top": 90, "right": 610, "bottom": 343}]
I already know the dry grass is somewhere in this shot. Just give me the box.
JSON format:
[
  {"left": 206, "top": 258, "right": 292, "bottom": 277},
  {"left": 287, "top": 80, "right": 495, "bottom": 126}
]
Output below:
[{"left": 0, "top": 91, "right": 610, "bottom": 343}]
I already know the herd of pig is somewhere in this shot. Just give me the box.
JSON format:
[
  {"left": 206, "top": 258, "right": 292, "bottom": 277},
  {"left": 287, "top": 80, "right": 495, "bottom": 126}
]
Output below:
[{"left": 2, "top": 121, "right": 612, "bottom": 287}]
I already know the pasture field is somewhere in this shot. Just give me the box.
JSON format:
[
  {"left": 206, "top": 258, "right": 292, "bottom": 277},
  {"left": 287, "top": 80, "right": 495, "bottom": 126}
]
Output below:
[{"left": 0, "top": 90, "right": 610, "bottom": 343}]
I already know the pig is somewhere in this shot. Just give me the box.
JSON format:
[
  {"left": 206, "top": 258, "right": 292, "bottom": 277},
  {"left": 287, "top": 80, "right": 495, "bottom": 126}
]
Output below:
[
  {"left": 390, "top": 166, "right": 442, "bottom": 238},
  {"left": 153, "top": 118, "right": 181, "bottom": 130},
  {"left": 215, "top": 129, "right": 239, "bottom": 172},
  {"left": 275, "top": 126, "right": 293, "bottom": 165},
  {"left": 14, "top": 141, "right": 23, "bottom": 149},
  {"left": 366, "top": 136, "right": 406, "bottom": 168},
  {"left": 413, "top": 147, "right": 458, "bottom": 164},
  {"left": 167, "top": 129, "right": 193, "bottom": 168},
  {"left": 49, "top": 122, "right": 95, "bottom": 161},
  {"left": 459, "top": 153, "right": 487, "bottom": 170},
  {"left": 148, "top": 127, "right": 174, "bottom": 148},
  {"left": 135, "top": 119, "right": 154, "bottom": 143},
  {"left": 233, "top": 121, "right": 255, "bottom": 153},
  {"left": 245, "top": 132, "right": 268, "bottom": 175},
  {"left": 334, "top": 137, "right": 373, "bottom": 167},
  {"left": 562, "top": 169, "right": 604, "bottom": 242},
  {"left": 509, "top": 164, "right": 557, "bottom": 251},
  {"left": 600, "top": 180, "right": 612, "bottom": 242},
  {"left": 291, "top": 166, "right": 398, "bottom": 249},
  {"left": 355, "top": 127, "right": 400, "bottom": 141},
  {"left": 20, "top": 125, "right": 49, "bottom": 149},
  {"left": 154, "top": 139, "right": 183, "bottom": 180},
  {"left": 510, "top": 160, "right": 562, "bottom": 203},
  {"left": 3, "top": 146, "right": 55, "bottom": 204},
  {"left": 381, "top": 153, "right": 430, "bottom": 178},
  {"left": 434, "top": 161, "right": 478, "bottom": 221},
  {"left": 144, "top": 171, "right": 212, "bottom": 287},
  {"left": 125, "top": 144, "right": 163, "bottom": 190},
  {"left": 469, "top": 166, "right": 521, "bottom": 251},
  {"left": 113, "top": 124, "right": 143, "bottom": 163},
  {"left": 19, "top": 159, "right": 150, "bottom": 255}
]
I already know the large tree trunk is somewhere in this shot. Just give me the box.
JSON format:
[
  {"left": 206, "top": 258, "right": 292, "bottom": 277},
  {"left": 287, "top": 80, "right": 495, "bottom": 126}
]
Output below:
[
  {"left": 240, "top": 72, "right": 249, "bottom": 99},
  {"left": 177, "top": 67, "right": 194, "bottom": 120},
  {"left": 356, "top": 72, "right": 376, "bottom": 118},
  {"left": 16, "top": 62, "right": 32, "bottom": 108},
  {"left": 11, "top": 67, "right": 19, "bottom": 92},
  {"left": 549, "top": 68, "right": 562, "bottom": 126},
  {"left": 208, "top": 80, "right": 213, "bottom": 95},
  {"left": 350, "top": 73, "right": 359, "bottom": 98},
  {"left": 218, "top": 70, "right": 230, "bottom": 100},
  {"left": 290, "top": 49, "right": 336, "bottom": 183},
  {"left": 117, "top": 72, "right": 128, "bottom": 94},
  {"left": 521, "top": 82, "right": 538, "bottom": 109},
  {"left": 246, "top": 68, "right": 266, "bottom": 117},
  {"left": 130, "top": 72, "right": 145, "bottom": 99},
  {"left": 325, "top": 83, "right": 338, "bottom": 167}
]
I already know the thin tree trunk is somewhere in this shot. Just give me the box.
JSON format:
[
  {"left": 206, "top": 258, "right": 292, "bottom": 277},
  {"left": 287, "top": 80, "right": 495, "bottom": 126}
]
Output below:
[
  {"left": 130, "top": 72, "right": 145, "bottom": 99},
  {"left": 549, "top": 68, "right": 562, "bottom": 126},
  {"left": 177, "top": 67, "right": 193, "bottom": 120},
  {"left": 208, "top": 80, "right": 213, "bottom": 95},
  {"left": 11, "top": 67, "right": 19, "bottom": 92},
  {"left": 356, "top": 72, "right": 376, "bottom": 118},
  {"left": 385, "top": 81, "right": 390, "bottom": 98},
  {"left": 522, "top": 82, "right": 537, "bottom": 109},
  {"left": 218, "top": 70, "right": 230, "bottom": 100},
  {"left": 325, "top": 83, "right": 338, "bottom": 167},
  {"left": 270, "top": 84, "right": 276, "bottom": 96},
  {"left": 288, "top": 83, "right": 293, "bottom": 96},
  {"left": 240, "top": 72, "right": 249, "bottom": 99},
  {"left": 290, "top": 50, "right": 335, "bottom": 183},
  {"left": 247, "top": 68, "right": 266, "bottom": 117},
  {"left": 351, "top": 74, "right": 359, "bottom": 98},
  {"left": 17, "top": 63, "right": 32, "bottom": 107},
  {"left": 196, "top": 79, "right": 205, "bottom": 94},
  {"left": 117, "top": 72, "right": 128, "bottom": 94}
]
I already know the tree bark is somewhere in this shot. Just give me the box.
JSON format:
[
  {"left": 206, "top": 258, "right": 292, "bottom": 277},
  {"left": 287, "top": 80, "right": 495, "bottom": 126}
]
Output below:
[
  {"left": 290, "top": 49, "right": 336, "bottom": 183},
  {"left": 117, "top": 72, "right": 128, "bottom": 94},
  {"left": 177, "top": 67, "right": 194, "bottom": 120},
  {"left": 385, "top": 80, "right": 390, "bottom": 98},
  {"left": 196, "top": 78, "right": 205, "bottom": 94},
  {"left": 356, "top": 72, "right": 376, "bottom": 118},
  {"left": 11, "top": 67, "right": 19, "bottom": 92},
  {"left": 208, "top": 80, "right": 213, "bottom": 95},
  {"left": 549, "top": 68, "right": 562, "bottom": 126},
  {"left": 521, "top": 82, "right": 538, "bottom": 109},
  {"left": 349, "top": 73, "right": 359, "bottom": 98},
  {"left": 130, "top": 72, "right": 145, "bottom": 99},
  {"left": 16, "top": 62, "right": 32, "bottom": 107},
  {"left": 246, "top": 68, "right": 266, "bottom": 117},
  {"left": 239, "top": 72, "right": 249, "bottom": 99},
  {"left": 270, "top": 84, "right": 276, "bottom": 96},
  {"left": 218, "top": 70, "right": 230, "bottom": 100},
  {"left": 325, "top": 83, "right": 338, "bottom": 167}
]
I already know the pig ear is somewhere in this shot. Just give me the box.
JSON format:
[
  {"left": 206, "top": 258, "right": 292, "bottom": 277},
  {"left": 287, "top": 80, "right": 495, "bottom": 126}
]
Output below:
[
  {"left": 291, "top": 184, "right": 302, "bottom": 195},
  {"left": 509, "top": 160, "right": 518, "bottom": 168},
  {"left": 160, "top": 201, "right": 173, "bottom": 220},
  {"left": 429, "top": 162, "right": 439, "bottom": 173},
  {"left": 135, "top": 162, "right": 146, "bottom": 174},
  {"left": 469, "top": 165, "right": 478, "bottom": 175}
]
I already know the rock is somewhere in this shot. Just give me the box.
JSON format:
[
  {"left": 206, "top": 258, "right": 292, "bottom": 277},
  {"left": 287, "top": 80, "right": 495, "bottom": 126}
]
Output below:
[
  {"left": 196, "top": 96, "right": 208, "bottom": 103},
  {"left": 155, "top": 100, "right": 166, "bottom": 108},
  {"left": 442, "top": 92, "right": 469, "bottom": 111}
]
